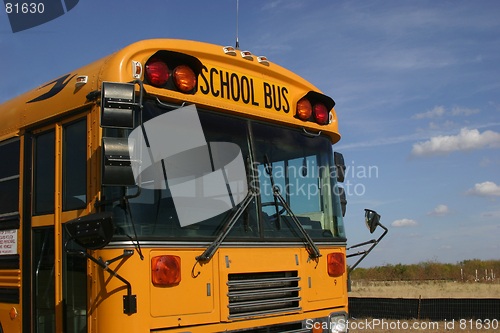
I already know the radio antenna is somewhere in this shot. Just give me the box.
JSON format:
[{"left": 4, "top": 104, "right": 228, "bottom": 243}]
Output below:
[{"left": 235, "top": 0, "right": 240, "bottom": 50}]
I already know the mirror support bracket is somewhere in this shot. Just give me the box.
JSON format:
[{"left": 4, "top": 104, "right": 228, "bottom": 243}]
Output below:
[
  {"left": 64, "top": 241, "right": 137, "bottom": 314},
  {"left": 346, "top": 223, "right": 387, "bottom": 275},
  {"left": 346, "top": 209, "right": 388, "bottom": 291},
  {"left": 64, "top": 213, "right": 138, "bottom": 314}
]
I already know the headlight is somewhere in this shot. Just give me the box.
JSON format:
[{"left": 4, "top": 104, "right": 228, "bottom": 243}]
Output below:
[{"left": 329, "top": 311, "right": 348, "bottom": 333}]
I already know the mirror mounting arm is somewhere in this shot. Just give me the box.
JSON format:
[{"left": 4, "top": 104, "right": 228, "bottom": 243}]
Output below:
[
  {"left": 104, "top": 249, "right": 134, "bottom": 267},
  {"left": 347, "top": 222, "right": 388, "bottom": 275},
  {"left": 94, "top": 185, "right": 142, "bottom": 209},
  {"left": 64, "top": 238, "right": 137, "bottom": 315},
  {"left": 347, "top": 239, "right": 377, "bottom": 251}
]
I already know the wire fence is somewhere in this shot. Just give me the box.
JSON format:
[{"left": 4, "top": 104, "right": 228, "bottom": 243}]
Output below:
[{"left": 349, "top": 297, "right": 500, "bottom": 321}]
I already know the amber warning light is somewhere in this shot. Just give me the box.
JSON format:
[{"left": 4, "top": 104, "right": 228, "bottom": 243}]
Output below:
[
  {"left": 173, "top": 65, "right": 197, "bottom": 92},
  {"left": 296, "top": 97, "right": 312, "bottom": 120},
  {"left": 327, "top": 253, "right": 345, "bottom": 277},
  {"left": 296, "top": 97, "right": 331, "bottom": 125},
  {"left": 152, "top": 255, "right": 181, "bottom": 285}
]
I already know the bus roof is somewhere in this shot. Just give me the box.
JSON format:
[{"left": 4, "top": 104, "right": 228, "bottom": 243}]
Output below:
[{"left": 0, "top": 39, "right": 340, "bottom": 143}]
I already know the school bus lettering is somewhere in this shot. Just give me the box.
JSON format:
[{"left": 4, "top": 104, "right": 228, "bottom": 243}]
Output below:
[
  {"left": 263, "top": 82, "right": 290, "bottom": 113},
  {"left": 250, "top": 77, "right": 259, "bottom": 106},
  {"left": 199, "top": 65, "right": 290, "bottom": 112},
  {"left": 220, "top": 70, "right": 229, "bottom": 99},
  {"left": 211, "top": 67, "right": 219, "bottom": 97},
  {"left": 282, "top": 86, "right": 290, "bottom": 112},
  {"left": 230, "top": 72, "right": 239, "bottom": 101}
]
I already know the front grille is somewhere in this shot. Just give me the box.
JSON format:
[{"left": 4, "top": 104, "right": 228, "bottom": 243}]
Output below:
[
  {"left": 227, "top": 271, "right": 301, "bottom": 319},
  {"left": 216, "top": 322, "right": 308, "bottom": 333}
]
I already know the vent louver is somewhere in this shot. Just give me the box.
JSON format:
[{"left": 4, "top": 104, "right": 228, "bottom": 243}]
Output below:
[{"left": 227, "top": 271, "right": 301, "bottom": 319}]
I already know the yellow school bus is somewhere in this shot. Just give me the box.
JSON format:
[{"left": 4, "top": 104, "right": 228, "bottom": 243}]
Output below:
[{"left": 0, "top": 39, "right": 384, "bottom": 333}]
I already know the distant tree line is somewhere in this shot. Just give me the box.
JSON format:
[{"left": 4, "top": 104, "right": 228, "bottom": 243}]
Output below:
[{"left": 349, "top": 259, "right": 500, "bottom": 281}]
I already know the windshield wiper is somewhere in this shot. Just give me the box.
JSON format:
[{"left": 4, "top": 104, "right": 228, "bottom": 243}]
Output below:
[
  {"left": 195, "top": 190, "right": 256, "bottom": 262},
  {"left": 272, "top": 185, "right": 322, "bottom": 260},
  {"left": 263, "top": 154, "right": 281, "bottom": 230}
]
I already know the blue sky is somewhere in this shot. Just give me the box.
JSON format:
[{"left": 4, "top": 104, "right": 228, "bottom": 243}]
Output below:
[{"left": 1, "top": 0, "right": 499, "bottom": 267}]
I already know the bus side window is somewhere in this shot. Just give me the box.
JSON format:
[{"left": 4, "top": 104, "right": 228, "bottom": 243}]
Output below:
[
  {"left": 0, "top": 139, "right": 20, "bottom": 217},
  {"left": 63, "top": 119, "right": 87, "bottom": 211},
  {"left": 34, "top": 131, "right": 56, "bottom": 215},
  {"left": 33, "top": 226, "right": 56, "bottom": 333},
  {"left": 62, "top": 118, "right": 88, "bottom": 333}
]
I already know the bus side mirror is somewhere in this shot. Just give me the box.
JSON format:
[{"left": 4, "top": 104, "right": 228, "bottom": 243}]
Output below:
[
  {"left": 334, "top": 152, "right": 346, "bottom": 183},
  {"left": 64, "top": 212, "right": 114, "bottom": 250},
  {"left": 365, "top": 209, "right": 381, "bottom": 234},
  {"left": 100, "top": 82, "right": 137, "bottom": 129},
  {"left": 101, "top": 137, "right": 136, "bottom": 186},
  {"left": 340, "top": 189, "right": 347, "bottom": 217},
  {"left": 99, "top": 80, "right": 143, "bottom": 186}
]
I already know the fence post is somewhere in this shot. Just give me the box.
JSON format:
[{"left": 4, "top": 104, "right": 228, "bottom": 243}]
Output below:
[{"left": 418, "top": 295, "right": 421, "bottom": 320}]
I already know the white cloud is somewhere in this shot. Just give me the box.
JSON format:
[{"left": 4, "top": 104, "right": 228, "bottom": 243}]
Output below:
[
  {"left": 412, "top": 105, "right": 480, "bottom": 120},
  {"left": 428, "top": 120, "right": 458, "bottom": 130},
  {"left": 479, "top": 157, "right": 492, "bottom": 166},
  {"left": 412, "top": 106, "right": 446, "bottom": 119},
  {"left": 261, "top": 0, "right": 304, "bottom": 10},
  {"left": 463, "top": 181, "right": 500, "bottom": 197},
  {"left": 410, "top": 128, "right": 500, "bottom": 157},
  {"left": 451, "top": 106, "right": 480, "bottom": 116},
  {"left": 481, "top": 210, "right": 500, "bottom": 218},
  {"left": 427, "top": 204, "right": 455, "bottom": 217},
  {"left": 391, "top": 219, "right": 419, "bottom": 227},
  {"left": 403, "top": 233, "right": 422, "bottom": 238}
]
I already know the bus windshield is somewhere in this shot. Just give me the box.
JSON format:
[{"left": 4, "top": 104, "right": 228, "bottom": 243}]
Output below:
[{"left": 105, "top": 100, "right": 346, "bottom": 243}]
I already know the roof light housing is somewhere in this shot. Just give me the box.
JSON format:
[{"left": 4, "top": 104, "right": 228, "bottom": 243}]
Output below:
[
  {"left": 75, "top": 75, "right": 88, "bottom": 88},
  {"left": 143, "top": 50, "right": 203, "bottom": 94},
  {"left": 132, "top": 61, "right": 142, "bottom": 79},
  {"left": 294, "top": 91, "right": 335, "bottom": 126},
  {"left": 223, "top": 46, "right": 237, "bottom": 56},
  {"left": 257, "top": 56, "right": 270, "bottom": 66},
  {"left": 241, "top": 50, "right": 253, "bottom": 60}
]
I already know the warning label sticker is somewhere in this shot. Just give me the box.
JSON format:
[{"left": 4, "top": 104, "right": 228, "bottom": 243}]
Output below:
[{"left": 0, "top": 230, "right": 17, "bottom": 255}]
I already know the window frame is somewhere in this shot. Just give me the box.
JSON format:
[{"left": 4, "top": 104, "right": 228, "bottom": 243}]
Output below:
[
  {"left": 0, "top": 138, "right": 21, "bottom": 219},
  {"left": 62, "top": 117, "right": 88, "bottom": 212}
]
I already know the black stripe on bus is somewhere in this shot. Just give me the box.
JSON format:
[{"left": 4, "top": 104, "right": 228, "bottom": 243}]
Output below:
[
  {"left": 0, "top": 254, "right": 19, "bottom": 270},
  {"left": 0, "top": 214, "right": 20, "bottom": 230},
  {"left": 0, "top": 288, "right": 19, "bottom": 304},
  {"left": 22, "top": 132, "right": 33, "bottom": 333}
]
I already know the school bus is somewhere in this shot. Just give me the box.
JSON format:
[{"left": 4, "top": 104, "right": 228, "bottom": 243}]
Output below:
[{"left": 0, "top": 39, "right": 385, "bottom": 332}]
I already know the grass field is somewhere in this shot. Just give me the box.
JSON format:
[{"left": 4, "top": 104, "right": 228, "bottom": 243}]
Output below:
[
  {"left": 348, "top": 281, "right": 499, "bottom": 332},
  {"left": 349, "top": 280, "right": 500, "bottom": 298}
]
